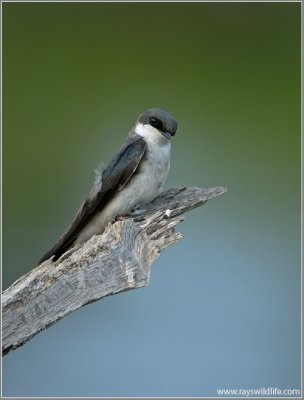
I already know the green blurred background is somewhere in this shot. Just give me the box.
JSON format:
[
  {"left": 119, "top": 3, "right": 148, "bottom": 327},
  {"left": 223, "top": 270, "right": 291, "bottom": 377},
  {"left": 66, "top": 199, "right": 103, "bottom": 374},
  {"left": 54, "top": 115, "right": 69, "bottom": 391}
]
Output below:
[{"left": 3, "top": 2, "right": 301, "bottom": 397}]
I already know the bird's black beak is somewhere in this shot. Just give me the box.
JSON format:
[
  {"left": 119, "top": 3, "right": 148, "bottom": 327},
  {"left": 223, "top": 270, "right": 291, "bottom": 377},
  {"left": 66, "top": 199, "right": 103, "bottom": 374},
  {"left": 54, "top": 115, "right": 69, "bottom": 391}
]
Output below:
[{"left": 161, "top": 131, "right": 171, "bottom": 140}]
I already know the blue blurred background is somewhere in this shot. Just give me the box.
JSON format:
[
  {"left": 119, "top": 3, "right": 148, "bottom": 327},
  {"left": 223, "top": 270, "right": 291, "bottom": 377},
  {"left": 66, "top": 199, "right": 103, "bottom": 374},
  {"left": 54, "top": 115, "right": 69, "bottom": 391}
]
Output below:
[{"left": 2, "top": 2, "right": 301, "bottom": 397}]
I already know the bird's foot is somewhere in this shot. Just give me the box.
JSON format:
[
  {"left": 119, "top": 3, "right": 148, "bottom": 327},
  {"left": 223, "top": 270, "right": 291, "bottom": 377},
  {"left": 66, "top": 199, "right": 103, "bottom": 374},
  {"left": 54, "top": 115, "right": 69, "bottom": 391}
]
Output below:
[
  {"left": 115, "top": 204, "right": 148, "bottom": 222},
  {"left": 129, "top": 203, "right": 148, "bottom": 217}
]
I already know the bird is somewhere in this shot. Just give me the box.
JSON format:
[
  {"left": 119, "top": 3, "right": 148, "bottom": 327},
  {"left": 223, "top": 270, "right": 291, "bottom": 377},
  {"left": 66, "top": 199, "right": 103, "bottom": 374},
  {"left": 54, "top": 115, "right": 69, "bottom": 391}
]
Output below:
[{"left": 39, "top": 108, "right": 177, "bottom": 264}]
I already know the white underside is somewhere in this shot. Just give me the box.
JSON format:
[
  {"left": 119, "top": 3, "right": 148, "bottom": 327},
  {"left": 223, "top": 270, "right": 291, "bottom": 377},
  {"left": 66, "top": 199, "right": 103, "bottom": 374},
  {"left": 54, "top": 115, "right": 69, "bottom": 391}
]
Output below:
[{"left": 75, "top": 123, "right": 171, "bottom": 244}]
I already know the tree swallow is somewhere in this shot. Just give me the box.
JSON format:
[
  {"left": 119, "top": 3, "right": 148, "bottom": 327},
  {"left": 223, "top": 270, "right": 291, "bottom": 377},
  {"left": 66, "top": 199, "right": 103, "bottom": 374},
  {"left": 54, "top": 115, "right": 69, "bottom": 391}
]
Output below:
[{"left": 39, "top": 108, "right": 177, "bottom": 264}]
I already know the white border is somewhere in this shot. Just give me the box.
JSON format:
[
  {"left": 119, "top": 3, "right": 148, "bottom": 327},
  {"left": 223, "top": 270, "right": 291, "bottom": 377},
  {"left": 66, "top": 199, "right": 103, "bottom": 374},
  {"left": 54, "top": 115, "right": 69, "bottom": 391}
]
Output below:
[{"left": 0, "top": 1, "right": 302, "bottom": 399}]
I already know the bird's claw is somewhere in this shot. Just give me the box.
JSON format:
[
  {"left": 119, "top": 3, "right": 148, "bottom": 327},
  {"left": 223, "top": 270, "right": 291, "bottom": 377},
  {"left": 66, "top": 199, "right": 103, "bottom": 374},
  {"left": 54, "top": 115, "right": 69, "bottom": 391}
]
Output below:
[{"left": 129, "top": 203, "right": 148, "bottom": 217}]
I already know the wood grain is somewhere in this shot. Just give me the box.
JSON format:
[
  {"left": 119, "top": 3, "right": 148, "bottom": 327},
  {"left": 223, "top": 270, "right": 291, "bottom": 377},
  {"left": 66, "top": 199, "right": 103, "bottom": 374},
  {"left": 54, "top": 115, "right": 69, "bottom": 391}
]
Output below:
[{"left": 2, "top": 186, "right": 227, "bottom": 355}]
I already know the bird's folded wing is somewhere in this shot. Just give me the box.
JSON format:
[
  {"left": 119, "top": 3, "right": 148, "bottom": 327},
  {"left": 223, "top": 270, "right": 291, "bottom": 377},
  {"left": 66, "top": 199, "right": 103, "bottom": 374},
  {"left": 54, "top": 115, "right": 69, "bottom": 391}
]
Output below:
[{"left": 39, "top": 136, "right": 147, "bottom": 264}]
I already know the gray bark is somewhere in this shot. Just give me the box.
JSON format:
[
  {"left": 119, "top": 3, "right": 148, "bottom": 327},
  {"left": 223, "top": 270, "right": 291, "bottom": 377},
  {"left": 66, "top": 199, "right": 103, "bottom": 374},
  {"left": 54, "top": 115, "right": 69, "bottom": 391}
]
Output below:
[{"left": 2, "top": 186, "right": 226, "bottom": 356}]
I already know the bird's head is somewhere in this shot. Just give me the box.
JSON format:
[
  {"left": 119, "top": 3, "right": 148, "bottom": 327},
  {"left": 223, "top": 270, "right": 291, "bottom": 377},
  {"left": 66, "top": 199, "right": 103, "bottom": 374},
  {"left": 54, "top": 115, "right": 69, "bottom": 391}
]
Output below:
[{"left": 134, "top": 108, "right": 177, "bottom": 143}]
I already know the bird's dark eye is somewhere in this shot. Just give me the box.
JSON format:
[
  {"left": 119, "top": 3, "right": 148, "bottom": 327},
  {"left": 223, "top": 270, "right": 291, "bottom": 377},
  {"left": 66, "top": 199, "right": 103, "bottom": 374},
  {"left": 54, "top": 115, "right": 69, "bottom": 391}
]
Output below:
[{"left": 149, "top": 117, "right": 163, "bottom": 130}]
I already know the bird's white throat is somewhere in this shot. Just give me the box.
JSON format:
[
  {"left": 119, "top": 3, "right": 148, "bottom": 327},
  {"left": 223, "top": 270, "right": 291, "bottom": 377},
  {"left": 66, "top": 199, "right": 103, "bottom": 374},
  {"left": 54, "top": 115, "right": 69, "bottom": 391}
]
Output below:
[{"left": 135, "top": 122, "right": 169, "bottom": 146}]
